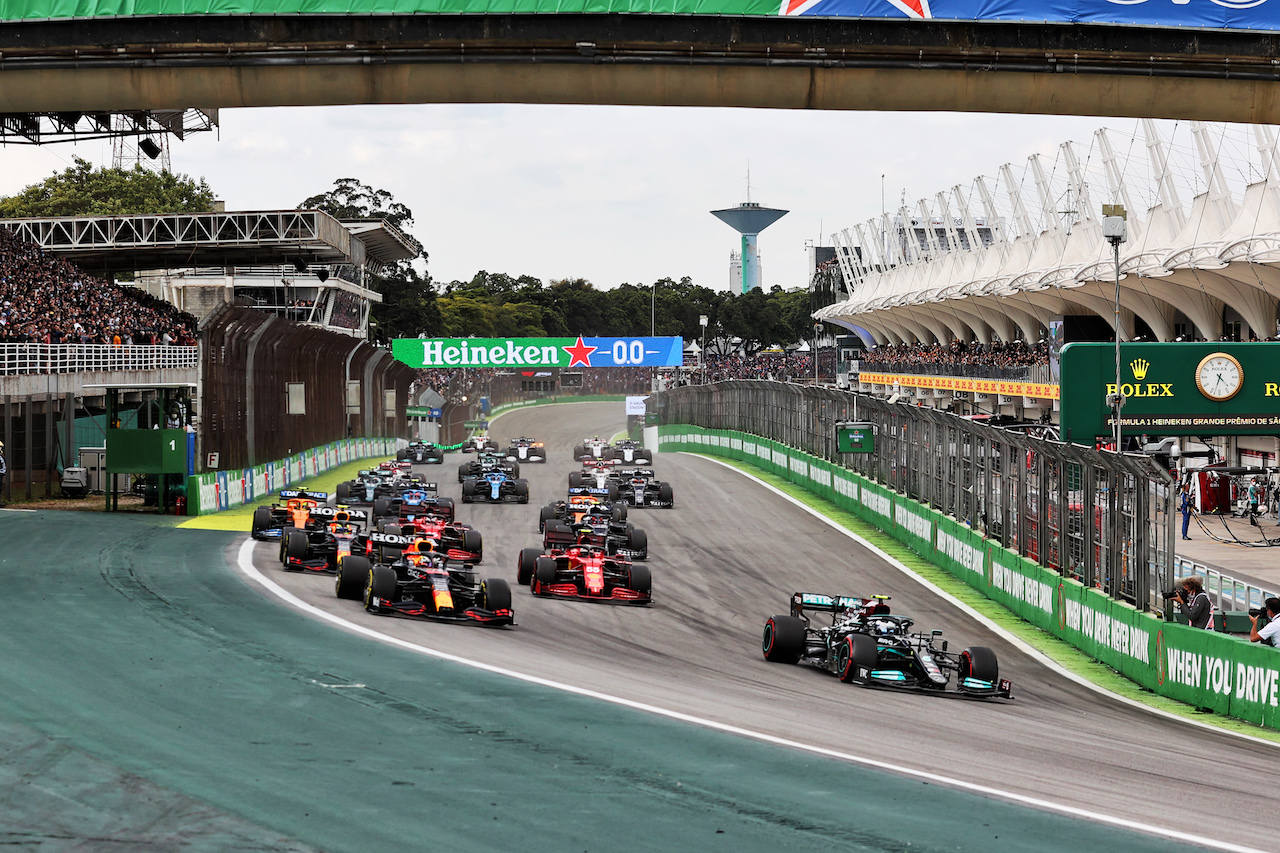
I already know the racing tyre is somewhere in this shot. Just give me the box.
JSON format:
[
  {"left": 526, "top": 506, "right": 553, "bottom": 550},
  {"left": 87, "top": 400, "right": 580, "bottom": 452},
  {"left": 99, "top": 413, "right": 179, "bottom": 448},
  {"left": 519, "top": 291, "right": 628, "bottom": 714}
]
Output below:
[
  {"left": 251, "top": 506, "right": 271, "bottom": 537},
  {"left": 573, "top": 446, "right": 584, "bottom": 461},
  {"left": 278, "top": 527, "right": 296, "bottom": 562},
  {"left": 383, "top": 524, "right": 403, "bottom": 537},
  {"left": 626, "top": 564, "right": 651, "bottom": 595},
  {"left": 627, "top": 528, "right": 647, "bottom": 555},
  {"left": 436, "top": 497, "right": 455, "bottom": 520},
  {"left": 658, "top": 483, "right": 674, "bottom": 506},
  {"left": 335, "top": 556, "right": 370, "bottom": 600},
  {"left": 601, "top": 447, "right": 614, "bottom": 461},
  {"left": 959, "top": 647, "right": 999, "bottom": 683},
  {"left": 568, "top": 472, "right": 583, "bottom": 489},
  {"left": 397, "top": 449, "right": 409, "bottom": 461},
  {"left": 463, "top": 528, "right": 483, "bottom": 558},
  {"left": 461, "top": 480, "right": 476, "bottom": 503},
  {"left": 607, "top": 484, "right": 620, "bottom": 503},
  {"left": 611, "top": 503, "right": 628, "bottom": 523},
  {"left": 285, "top": 530, "right": 309, "bottom": 562},
  {"left": 534, "top": 557, "right": 558, "bottom": 590},
  {"left": 372, "top": 498, "right": 391, "bottom": 520},
  {"left": 514, "top": 480, "right": 529, "bottom": 504},
  {"left": 837, "top": 633, "right": 879, "bottom": 684},
  {"left": 508, "top": 461, "right": 521, "bottom": 479},
  {"left": 517, "top": 548, "right": 542, "bottom": 585},
  {"left": 458, "top": 462, "right": 472, "bottom": 483},
  {"left": 481, "top": 578, "right": 512, "bottom": 613},
  {"left": 336, "top": 482, "right": 350, "bottom": 504},
  {"left": 364, "top": 565, "right": 399, "bottom": 612},
  {"left": 762, "top": 615, "right": 806, "bottom": 664}
]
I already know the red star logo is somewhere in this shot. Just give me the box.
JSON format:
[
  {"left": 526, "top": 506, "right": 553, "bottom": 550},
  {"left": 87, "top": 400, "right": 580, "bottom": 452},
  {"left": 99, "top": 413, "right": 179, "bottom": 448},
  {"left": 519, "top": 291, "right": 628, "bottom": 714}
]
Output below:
[{"left": 563, "top": 336, "right": 597, "bottom": 368}]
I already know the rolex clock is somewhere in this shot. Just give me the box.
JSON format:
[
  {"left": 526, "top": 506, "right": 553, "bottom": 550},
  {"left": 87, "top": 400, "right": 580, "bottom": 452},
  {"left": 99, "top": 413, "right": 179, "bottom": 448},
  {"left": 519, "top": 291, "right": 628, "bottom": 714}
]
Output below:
[{"left": 1194, "top": 352, "right": 1244, "bottom": 401}]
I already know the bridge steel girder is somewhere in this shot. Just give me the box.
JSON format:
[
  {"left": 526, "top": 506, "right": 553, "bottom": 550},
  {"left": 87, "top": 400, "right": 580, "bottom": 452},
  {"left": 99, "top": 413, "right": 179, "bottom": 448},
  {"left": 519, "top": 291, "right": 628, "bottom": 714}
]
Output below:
[{"left": 8, "top": 17, "right": 1280, "bottom": 121}]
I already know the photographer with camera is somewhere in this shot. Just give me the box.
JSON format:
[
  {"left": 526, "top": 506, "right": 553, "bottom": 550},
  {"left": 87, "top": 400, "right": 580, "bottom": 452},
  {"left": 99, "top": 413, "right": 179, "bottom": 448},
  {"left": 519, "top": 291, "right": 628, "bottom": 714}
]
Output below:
[
  {"left": 1249, "top": 598, "right": 1280, "bottom": 647},
  {"left": 1169, "top": 577, "right": 1214, "bottom": 630}
]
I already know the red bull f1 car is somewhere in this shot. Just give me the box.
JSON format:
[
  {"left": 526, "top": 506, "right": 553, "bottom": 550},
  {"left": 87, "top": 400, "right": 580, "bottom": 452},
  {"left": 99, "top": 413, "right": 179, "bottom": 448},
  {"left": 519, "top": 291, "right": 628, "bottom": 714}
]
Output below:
[
  {"left": 336, "top": 535, "right": 513, "bottom": 627},
  {"left": 761, "top": 592, "right": 1012, "bottom": 699},
  {"left": 279, "top": 509, "right": 372, "bottom": 573},
  {"left": 516, "top": 543, "right": 650, "bottom": 605}
]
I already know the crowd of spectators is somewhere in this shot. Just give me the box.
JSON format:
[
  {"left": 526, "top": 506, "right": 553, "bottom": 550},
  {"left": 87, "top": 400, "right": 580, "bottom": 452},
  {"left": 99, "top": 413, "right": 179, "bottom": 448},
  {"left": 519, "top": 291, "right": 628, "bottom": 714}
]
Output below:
[
  {"left": 860, "top": 339, "right": 1049, "bottom": 372},
  {"left": 0, "top": 228, "right": 197, "bottom": 346},
  {"left": 700, "top": 349, "right": 836, "bottom": 383}
]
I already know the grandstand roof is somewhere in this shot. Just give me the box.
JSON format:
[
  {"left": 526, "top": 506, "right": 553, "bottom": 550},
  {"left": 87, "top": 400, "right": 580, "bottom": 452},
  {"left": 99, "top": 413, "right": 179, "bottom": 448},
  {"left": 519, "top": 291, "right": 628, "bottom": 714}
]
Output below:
[{"left": 0, "top": 210, "right": 393, "bottom": 273}]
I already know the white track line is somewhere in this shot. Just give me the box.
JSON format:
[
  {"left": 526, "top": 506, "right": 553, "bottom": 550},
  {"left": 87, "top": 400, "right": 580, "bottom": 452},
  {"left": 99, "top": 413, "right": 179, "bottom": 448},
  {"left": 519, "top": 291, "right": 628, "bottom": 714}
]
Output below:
[
  {"left": 685, "top": 452, "right": 1280, "bottom": 750},
  {"left": 235, "top": 538, "right": 1260, "bottom": 852}
]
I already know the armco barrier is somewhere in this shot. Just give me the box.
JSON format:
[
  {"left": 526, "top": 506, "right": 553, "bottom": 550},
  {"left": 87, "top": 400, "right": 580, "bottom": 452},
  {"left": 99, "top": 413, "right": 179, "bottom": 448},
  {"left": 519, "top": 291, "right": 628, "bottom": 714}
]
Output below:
[
  {"left": 186, "top": 437, "right": 397, "bottom": 515},
  {"left": 660, "top": 424, "right": 1280, "bottom": 731}
]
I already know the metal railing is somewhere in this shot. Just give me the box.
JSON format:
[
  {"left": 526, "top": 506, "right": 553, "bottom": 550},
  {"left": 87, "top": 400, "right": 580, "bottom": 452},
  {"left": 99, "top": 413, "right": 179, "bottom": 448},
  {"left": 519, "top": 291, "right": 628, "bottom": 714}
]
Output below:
[
  {"left": 854, "top": 361, "right": 1055, "bottom": 384},
  {"left": 1174, "top": 556, "right": 1277, "bottom": 613},
  {"left": 0, "top": 344, "right": 198, "bottom": 376},
  {"left": 657, "top": 380, "right": 1175, "bottom": 612}
]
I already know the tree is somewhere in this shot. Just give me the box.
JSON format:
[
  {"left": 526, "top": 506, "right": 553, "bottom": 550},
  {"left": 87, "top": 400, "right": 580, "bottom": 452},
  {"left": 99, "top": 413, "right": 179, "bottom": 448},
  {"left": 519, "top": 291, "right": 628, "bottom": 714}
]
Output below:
[
  {"left": 300, "top": 178, "right": 415, "bottom": 234},
  {"left": 0, "top": 157, "right": 215, "bottom": 217}
]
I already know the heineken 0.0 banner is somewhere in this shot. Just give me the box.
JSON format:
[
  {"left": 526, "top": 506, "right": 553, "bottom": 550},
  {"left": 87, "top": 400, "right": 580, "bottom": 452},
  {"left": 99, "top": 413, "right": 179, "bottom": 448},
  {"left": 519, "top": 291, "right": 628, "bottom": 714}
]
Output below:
[{"left": 393, "top": 336, "right": 684, "bottom": 369}]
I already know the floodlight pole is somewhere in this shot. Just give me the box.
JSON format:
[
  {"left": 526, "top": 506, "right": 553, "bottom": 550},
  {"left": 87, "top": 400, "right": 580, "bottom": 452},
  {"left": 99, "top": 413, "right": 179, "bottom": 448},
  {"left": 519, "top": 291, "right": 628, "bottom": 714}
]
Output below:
[{"left": 1102, "top": 204, "right": 1128, "bottom": 453}]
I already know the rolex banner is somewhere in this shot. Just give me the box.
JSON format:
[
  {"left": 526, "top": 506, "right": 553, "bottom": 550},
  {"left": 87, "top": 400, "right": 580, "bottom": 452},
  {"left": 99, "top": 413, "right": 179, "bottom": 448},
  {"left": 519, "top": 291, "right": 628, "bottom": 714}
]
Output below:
[
  {"left": 392, "top": 336, "right": 684, "bottom": 369},
  {"left": 1059, "top": 342, "right": 1280, "bottom": 441}
]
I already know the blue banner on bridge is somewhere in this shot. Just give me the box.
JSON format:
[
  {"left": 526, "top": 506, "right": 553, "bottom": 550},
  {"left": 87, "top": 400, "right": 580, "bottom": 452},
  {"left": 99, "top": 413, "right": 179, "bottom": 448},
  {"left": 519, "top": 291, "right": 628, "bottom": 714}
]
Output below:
[{"left": 783, "top": 0, "right": 1279, "bottom": 29}]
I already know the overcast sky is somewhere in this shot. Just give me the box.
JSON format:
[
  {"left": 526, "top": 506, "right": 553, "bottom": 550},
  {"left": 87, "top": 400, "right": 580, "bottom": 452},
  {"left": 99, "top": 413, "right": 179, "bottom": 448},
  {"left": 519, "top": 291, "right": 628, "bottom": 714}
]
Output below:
[{"left": 0, "top": 105, "right": 1135, "bottom": 293}]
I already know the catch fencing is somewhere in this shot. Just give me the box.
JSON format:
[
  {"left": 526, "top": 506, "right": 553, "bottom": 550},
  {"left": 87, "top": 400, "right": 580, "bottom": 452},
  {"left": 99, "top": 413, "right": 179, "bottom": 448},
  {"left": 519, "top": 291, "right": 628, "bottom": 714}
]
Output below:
[
  {"left": 200, "top": 305, "right": 416, "bottom": 471},
  {"left": 657, "top": 380, "right": 1175, "bottom": 612},
  {"left": 0, "top": 344, "right": 197, "bottom": 376}
]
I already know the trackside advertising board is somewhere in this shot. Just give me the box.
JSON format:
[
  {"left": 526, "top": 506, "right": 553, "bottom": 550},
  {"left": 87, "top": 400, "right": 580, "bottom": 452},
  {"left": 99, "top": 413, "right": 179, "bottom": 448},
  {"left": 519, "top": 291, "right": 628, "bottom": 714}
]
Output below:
[
  {"left": 6, "top": 0, "right": 1280, "bottom": 30},
  {"left": 393, "top": 337, "right": 683, "bottom": 369},
  {"left": 186, "top": 437, "right": 397, "bottom": 515},
  {"left": 660, "top": 423, "right": 1280, "bottom": 730}
]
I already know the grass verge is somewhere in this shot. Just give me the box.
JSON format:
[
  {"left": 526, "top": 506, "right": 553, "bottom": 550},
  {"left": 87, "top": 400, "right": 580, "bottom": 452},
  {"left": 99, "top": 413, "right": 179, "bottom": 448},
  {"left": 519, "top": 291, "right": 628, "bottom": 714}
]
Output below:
[{"left": 702, "top": 454, "right": 1280, "bottom": 744}]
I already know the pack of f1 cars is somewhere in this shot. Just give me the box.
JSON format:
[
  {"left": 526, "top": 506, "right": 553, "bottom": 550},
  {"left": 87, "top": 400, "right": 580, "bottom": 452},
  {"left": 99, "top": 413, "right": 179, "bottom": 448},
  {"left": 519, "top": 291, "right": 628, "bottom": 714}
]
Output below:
[
  {"left": 506, "top": 437, "right": 547, "bottom": 463},
  {"left": 537, "top": 489, "right": 624, "bottom": 531},
  {"left": 251, "top": 490, "right": 345, "bottom": 540},
  {"left": 335, "top": 468, "right": 430, "bottom": 506},
  {"left": 335, "top": 535, "right": 513, "bottom": 627},
  {"left": 371, "top": 484, "right": 451, "bottom": 523},
  {"left": 461, "top": 470, "right": 530, "bottom": 504},
  {"left": 761, "top": 592, "right": 1012, "bottom": 699},
  {"left": 540, "top": 500, "right": 648, "bottom": 560},
  {"left": 611, "top": 440, "right": 651, "bottom": 465},
  {"left": 573, "top": 436, "right": 612, "bottom": 461},
  {"left": 458, "top": 452, "right": 520, "bottom": 483},
  {"left": 612, "top": 468, "right": 674, "bottom": 508},
  {"left": 461, "top": 435, "right": 500, "bottom": 453},
  {"left": 516, "top": 543, "right": 650, "bottom": 604},
  {"left": 375, "top": 490, "right": 483, "bottom": 563},
  {"left": 399, "top": 441, "right": 445, "bottom": 464},
  {"left": 279, "top": 509, "right": 372, "bottom": 573}
]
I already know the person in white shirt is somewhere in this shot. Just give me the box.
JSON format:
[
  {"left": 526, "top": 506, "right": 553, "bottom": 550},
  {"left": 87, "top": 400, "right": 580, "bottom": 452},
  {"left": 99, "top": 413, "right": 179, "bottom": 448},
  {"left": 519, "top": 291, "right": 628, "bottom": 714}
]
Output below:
[{"left": 1249, "top": 598, "right": 1280, "bottom": 647}]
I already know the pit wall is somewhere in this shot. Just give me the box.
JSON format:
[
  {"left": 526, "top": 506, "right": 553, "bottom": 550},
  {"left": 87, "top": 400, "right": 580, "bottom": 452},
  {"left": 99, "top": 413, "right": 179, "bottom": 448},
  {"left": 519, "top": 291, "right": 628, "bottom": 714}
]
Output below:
[
  {"left": 660, "top": 424, "right": 1280, "bottom": 731},
  {"left": 186, "top": 438, "right": 399, "bottom": 515}
]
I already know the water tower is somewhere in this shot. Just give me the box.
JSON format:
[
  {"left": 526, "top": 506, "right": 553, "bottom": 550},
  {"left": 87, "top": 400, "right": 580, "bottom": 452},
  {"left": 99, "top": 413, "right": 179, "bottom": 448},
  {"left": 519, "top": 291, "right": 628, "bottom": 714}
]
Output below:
[{"left": 711, "top": 202, "right": 788, "bottom": 293}]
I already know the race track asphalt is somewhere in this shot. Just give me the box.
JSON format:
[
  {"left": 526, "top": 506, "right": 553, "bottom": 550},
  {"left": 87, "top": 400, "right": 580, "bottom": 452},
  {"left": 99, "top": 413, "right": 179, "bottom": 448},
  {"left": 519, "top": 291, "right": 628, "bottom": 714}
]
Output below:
[{"left": 0, "top": 401, "right": 1272, "bottom": 852}]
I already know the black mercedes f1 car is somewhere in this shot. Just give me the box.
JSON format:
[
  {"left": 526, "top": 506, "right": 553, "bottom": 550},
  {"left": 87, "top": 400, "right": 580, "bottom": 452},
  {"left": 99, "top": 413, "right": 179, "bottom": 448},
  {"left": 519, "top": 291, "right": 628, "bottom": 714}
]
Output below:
[{"left": 761, "top": 592, "right": 1012, "bottom": 699}]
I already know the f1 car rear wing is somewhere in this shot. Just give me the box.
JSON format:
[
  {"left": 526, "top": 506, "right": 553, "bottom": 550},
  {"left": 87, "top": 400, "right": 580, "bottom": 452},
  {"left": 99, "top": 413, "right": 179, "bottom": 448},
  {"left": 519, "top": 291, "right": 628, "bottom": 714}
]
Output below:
[
  {"left": 568, "top": 486, "right": 612, "bottom": 498},
  {"left": 789, "top": 592, "right": 890, "bottom": 619},
  {"left": 369, "top": 532, "right": 466, "bottom": 563},
  {"left": 614, "top": 467, "right": 655, "bottom": 479},
  {"left": 280, "top": 490, "right": 329, "bottom": 502}
]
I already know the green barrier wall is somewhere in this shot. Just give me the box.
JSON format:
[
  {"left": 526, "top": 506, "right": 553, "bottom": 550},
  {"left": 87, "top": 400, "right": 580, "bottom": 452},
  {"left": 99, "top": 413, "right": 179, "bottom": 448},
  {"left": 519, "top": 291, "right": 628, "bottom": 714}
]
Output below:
[
  {"left": 185, "top": 437, "right": 398, "bottom": 516},
  {"left": 659, "top": 424, "right": 1280, "bottom": 731}
]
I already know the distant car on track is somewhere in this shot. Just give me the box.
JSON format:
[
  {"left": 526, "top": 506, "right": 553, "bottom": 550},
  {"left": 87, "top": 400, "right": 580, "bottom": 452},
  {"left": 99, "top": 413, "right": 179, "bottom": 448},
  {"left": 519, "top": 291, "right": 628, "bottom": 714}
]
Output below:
[
  {"left": 611, "top": 440, "right": 651, "bottom": 465},
  {"left": 462, "top": 470, "right": 530, "bottom": 504},
  {"left": 612, "top": 468, "right": 674, "bottom": 508},
  {"left": 761, "top": 592, "right": 1012, "bottom": 699},
  {"left": 573, "top": 436, "right": 612, "bottom": 461},
  {"left": 251, "top": 490, "right": 343, "bottom": 540},
  {"left": 540, "top": 501, "right": 647, "bottom": 560},
  {"left": 506, "top": 437, "right": 547, "bottom": 463},
  {"left": 399, "top": 441, "right": 445, "bottom": 464},
  {"left": 458, "top": 452, "right": 519, "bottom": 483},
  {"left": 279, "top": 510, "right": 372, "bottom": 575},
  {"left": 461, "top": 435, "right": 500, "bottom": 454}
]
